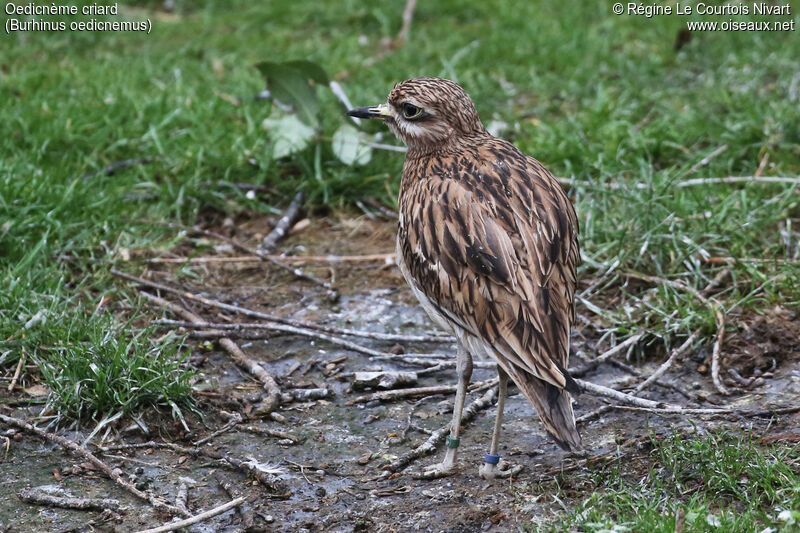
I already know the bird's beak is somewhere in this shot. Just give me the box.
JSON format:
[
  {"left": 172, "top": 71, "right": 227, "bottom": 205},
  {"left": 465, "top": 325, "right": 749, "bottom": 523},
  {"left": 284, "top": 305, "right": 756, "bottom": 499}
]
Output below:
[{"left": 347, "top": 103, "right": 392, "bottom": 120}]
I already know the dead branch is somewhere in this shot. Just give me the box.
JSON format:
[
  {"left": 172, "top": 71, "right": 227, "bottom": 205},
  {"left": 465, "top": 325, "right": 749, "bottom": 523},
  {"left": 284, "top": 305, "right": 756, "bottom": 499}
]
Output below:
[
  {"left": 193, "top": 412, "right": 243, "bottom": 447},
  {"left": 82, "top": 157, "right": 153, "bottom": 181},
  {"left": 98, "top": 440, "right": 287, "bottom": 493},
  {"left": 152, "top": 218, "right": 333, "bottom": 293},
  {"left": 175, "top": 477, "right": 195, "bottom": 516},
  {"left": 557, "top": 174, "right": 800, "bottom": 190},
  {"left": 8, "top": 347, "right": 25, "bottom": 392},
  {"left": 140, "top": 292, "right": 281, "bottom": 414},
  {"left": 146, "top": 253, "right": 395, "bottom": 265},
  {"left": 576, "top": 331, "right": 699, "bottom": 425},
  {"left": 215, "top": 474, "right": 255, "bottom": 530},
  {"left": 384, "top": 387, "right": 497, "bottom": 473},
  {"left": 18, "top": 486, "right": 121, "bottom": 511},
  {"left": 624, "top": 272, "right": 728, "bottom": 395},
  {"left": 633, "top": 330, "right": 699, "bottom": 393},
  {"left": 395, "top": 0, "right": 418, "bottom": 46},
  {"left": 262, "top": 191, "right": 305, "bottom": 253},
  {"left": 346, "top": 378, "right": 497, "bottom": 406},
  {"left": 241, "top": 426, "right": 302, "bottom": 444},
  {"left": 683, "top": 144, "right": 728, "bottom": 176},
  {"left": 0, "top": 413, "right": 187, "bottom": 517},
  {"left": 111, "top": 270, "right": 452, "bottom": 347},
  {"left": 134, "top": 496, "right": 246, "bottom": 533},
  {"left": 156, "top": 318, "right": 452, "bottom": 344}
]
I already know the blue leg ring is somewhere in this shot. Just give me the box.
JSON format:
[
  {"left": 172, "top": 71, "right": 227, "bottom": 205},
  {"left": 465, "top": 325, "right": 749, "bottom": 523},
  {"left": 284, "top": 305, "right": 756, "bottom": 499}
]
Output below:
[{"left": 484, "top": 452, "right": 500, "bottom": 465}]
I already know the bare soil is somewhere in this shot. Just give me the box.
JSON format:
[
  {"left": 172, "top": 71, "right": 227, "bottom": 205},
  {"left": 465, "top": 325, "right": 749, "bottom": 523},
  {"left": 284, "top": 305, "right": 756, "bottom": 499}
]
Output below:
[{"left": 1, "top": 216, "right": 798, "bottom": 532}]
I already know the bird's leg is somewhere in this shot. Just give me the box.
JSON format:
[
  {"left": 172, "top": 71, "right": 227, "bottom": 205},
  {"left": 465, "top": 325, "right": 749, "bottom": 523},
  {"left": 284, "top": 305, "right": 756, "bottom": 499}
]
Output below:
[
  {"left": 479, "top": 367, "right": 522, "bottom": 479},
  {"left": 419, "top": 344, "right": 473, "bottom": 479}
]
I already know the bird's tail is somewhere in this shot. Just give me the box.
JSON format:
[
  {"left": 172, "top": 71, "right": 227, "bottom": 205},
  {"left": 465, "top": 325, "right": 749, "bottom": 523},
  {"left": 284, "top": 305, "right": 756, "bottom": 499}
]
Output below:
[{"left": 508, "top": 367, "right": 583, "bottom": 451}]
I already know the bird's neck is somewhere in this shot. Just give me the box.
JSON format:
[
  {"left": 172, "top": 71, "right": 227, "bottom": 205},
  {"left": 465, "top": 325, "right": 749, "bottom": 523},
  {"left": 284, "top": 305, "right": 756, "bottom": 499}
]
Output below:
[{"left": 405, "top": 130, "right": 489, "bottom": 159}]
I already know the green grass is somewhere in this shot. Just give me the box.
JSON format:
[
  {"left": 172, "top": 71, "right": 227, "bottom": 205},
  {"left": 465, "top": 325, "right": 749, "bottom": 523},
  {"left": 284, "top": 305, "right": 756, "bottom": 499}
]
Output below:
[
  {"left": 1, "top": 1, "right": 799, "bottom": 418},
  {"left": 527, "top": 431, "right": 800, "bottom": 532}
]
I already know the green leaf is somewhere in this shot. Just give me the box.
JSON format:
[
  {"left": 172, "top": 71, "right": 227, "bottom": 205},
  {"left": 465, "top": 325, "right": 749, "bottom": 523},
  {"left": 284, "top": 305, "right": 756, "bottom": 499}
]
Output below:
[
  {"left": 255, "top": 60, "right": 329, "bottom": 128},
  {"left": 262, "top": 114, "right": 316, "bottom": 158},
  {"left": 331, "top": 124, "right": 372, "bottom": 165}
]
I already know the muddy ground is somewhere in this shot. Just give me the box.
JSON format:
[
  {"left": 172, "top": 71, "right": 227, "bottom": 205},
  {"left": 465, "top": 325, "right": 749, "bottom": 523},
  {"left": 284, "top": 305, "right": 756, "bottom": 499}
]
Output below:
[{"left": 1, "top": 216, "right": 799, "bottom": 532}]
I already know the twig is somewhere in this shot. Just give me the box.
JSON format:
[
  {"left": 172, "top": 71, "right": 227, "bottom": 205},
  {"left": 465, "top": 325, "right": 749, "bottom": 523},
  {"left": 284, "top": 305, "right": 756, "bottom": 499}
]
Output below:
[
  {"left": 193, "top": 412, "right": 243, "bottom": 446},
  {"left": 215, "top": 474, "right": 254, "bottom": 530},
  {"left": 99, "top": 440, "right": 286, "bottom": 493},
  {"left": 151, "top": 220, "right": 333, "bottom": 292},
  {"left": 625, "top": 272, "right": 728, "bottom": 395},
  {"left": 346, "top": 378, "right": 497, "bottom": 406},
  {"left": 633, "top": 330, "right": 699, "bottom": 393},
  {"left": 155, "top": 316, "right": 386, "bottom": 359},
  {"left": 140, "top": 292, "right": 282, "bottom": 414},
  {"left": 262, "top": 191, "right": 304, "bottom": 253},
  {"left": 134, "top": 496, "right": 246, "bottom": 533},
  {"left": 175, "top": 477, "right": 194, "bottom": 516},
  {"left": 557, "top": 175, "right": 800, "bottom": 190},
  {"left": 384, "top": 387, "right": 497, "bottom": 473},
  {"left": 700, "top": 256, "right": 800, "bottom": 265},
  {"left": 577, "top": 332, "right": 700, "bottom": 424},
  {"left": 241, "top": 426, "right": 302, "bottom": 444},
  {"left": 0, "top": 413, "right": 187, "bottom": 517},
  {"left": 395, "top": 0, "right": 418, "bottom": 46},
  {"left": 683, "top": 144, "right": 728, "bottom": 176},
  {"left": 677, "top": 175, "right": 800, "bottom": 187},
  {"left": 155, "top": 318, "right": 452, "bottom": 344},
  {"left": 329, "top": 81, "right": 361, "bottom": 125},
  {"left": 110, "top": 269, "right": 451, "bottom": 344},
  {"left": 82, "top": 157, "right": 153, "bottom": 181},
  {"left": 146, "top": 253, "right": 395, "bottom": 265},
  {"left": 18, "top": 486, "right": 121, "bottom": 511},
  {"left": 8, "top": 348, "right": 25, "bottom": 392}
]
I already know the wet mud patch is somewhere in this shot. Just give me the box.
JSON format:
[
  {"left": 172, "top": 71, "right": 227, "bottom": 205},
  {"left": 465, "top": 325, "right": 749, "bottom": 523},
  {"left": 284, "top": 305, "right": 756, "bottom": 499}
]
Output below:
[{"left": 2, "top": 217, "right": 799, "bottom": 532}]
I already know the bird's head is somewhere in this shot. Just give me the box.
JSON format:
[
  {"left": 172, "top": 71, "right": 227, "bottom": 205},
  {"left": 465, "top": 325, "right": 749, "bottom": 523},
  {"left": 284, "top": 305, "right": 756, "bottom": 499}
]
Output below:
[{"left": 348, "top": 77, "right": 486, "bottom": 153}]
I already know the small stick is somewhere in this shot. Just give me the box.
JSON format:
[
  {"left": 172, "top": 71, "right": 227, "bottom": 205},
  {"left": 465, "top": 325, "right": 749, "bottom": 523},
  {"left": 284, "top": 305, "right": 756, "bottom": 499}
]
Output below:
[
  {"left": 0, "top": 414, "right": 186, "bottom": 517},
  {"left": 384, "top": 387, "right": 497, "bottom": 473},
  {"left": 140, "top": 292, "right": 281, "bottom": 414},
  {"left": 18, "top": 487, "right": 121, "bottom": 511},
  {"left": 346, "top": 378, "right": 497, "bottom": 406},
  {"left": 151, "top": 219, "right": 332, "bottom": 292},
  {"left": 134, "top": 496, "right": 246, "bottom": 533},
  {"left": 625, "top": 272, "right": 728, "bottom": 395},
  {"left": 156, "top": 318, "right": 452, "bottom": 344},
  {"left": 577, "top": 332, "right": 699, "bottom": 424},
  {"left": 175, "top": 477, "right": 194, "bottom": 516},
  {"left": 700, "top": 256, "right": 800, "bottom": 265},
  {"left": 215, "top": 474, "right": 254, "bottom": 530},
  {"left": 395, "top": 0, "right": 418, "bottom": 46},
  {"left": 193, "top": 412, "right": 242, "bottom": 447},
  {"left": 146, "top": 253, "right": 395, "bottom": 265},
  {"left": 593, "top": 333, "right": 645, "bottom": 364},
  {"left": 82, "top": 157, "right": 153, "bottom": 181},
  {"left": 683, "top": 144, "right": 728, "bottom": 177},
  {"left": 110, "top": 270, "right": 451, "bottom": 344},
  {"left": 241, "top": 426, "right": 302, "bottom": 444},
  {"left": 633, "top": 330, "right": 699, "bottom": 393},
  {"left": 8, "top": 348, "right": 25, "bottom": 392},
  {"left": 557, "top": 175, "right": 800, "bottom": 190},
  {"left": 262, "top": 191, "right": 304, "bottom": 253}
]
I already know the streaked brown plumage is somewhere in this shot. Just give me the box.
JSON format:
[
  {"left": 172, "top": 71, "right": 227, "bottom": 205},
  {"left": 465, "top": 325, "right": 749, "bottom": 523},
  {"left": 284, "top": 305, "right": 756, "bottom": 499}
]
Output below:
[{"left": 348, "top": 77, "right": 582, "bottom": 477}]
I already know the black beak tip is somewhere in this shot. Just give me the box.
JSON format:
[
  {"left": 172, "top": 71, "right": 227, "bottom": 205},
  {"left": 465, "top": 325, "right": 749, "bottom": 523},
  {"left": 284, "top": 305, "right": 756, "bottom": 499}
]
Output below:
[{"left": 347, "top": 106, "right": 377, "bottom": 119}]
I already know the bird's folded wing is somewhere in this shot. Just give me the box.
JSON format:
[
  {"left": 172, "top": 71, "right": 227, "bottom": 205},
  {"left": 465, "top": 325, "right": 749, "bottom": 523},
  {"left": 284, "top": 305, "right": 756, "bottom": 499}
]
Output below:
[{"left": 399, "top": 157, "right": 579, "bottom": 390}]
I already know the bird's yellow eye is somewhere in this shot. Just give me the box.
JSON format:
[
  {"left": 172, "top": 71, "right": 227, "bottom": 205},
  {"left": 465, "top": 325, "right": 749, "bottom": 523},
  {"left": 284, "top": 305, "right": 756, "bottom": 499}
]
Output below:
[{"left": 402, "top": 103, "right": 423, "bottom": 120}]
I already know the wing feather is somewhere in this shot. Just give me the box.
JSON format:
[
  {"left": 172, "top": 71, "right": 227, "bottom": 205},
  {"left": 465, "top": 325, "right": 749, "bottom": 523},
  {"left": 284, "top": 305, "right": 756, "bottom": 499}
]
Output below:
[{"left": 398, "top": 138, "right": 579, "bottom": 391}]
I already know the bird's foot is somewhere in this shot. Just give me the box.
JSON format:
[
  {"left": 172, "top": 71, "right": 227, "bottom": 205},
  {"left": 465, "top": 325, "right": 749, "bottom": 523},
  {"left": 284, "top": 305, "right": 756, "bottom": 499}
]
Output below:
[
  {"left": 413, "top": 460, "right": 461, "bottom": 479},
  {"left": 479, "top": 457, "right": 523, "bottom": 480}
]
